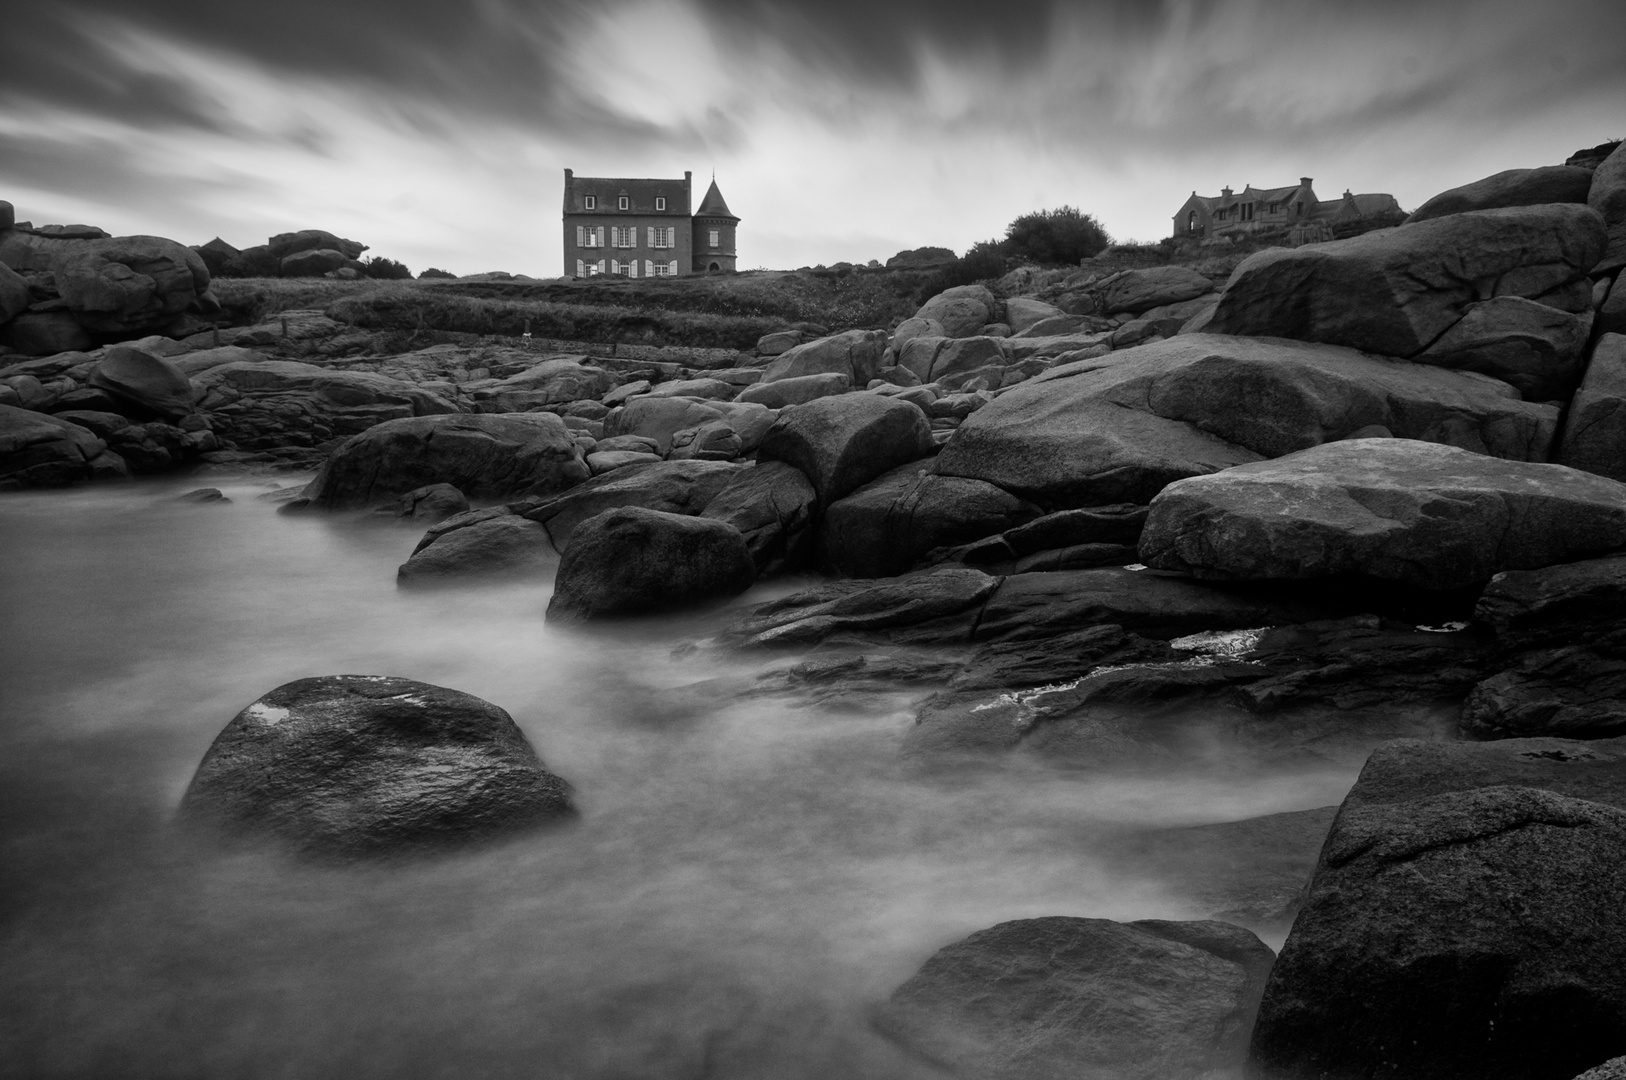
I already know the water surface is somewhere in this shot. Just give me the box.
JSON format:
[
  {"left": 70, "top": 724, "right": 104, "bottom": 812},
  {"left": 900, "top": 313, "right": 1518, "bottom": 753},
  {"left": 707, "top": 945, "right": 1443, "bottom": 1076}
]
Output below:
[{"left": 0, "top": 476, "right": 1368, "bottom": 1078}]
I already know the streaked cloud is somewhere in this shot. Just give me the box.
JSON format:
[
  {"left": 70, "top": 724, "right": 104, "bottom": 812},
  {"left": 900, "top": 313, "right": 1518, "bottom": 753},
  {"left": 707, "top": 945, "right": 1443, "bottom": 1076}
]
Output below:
[{"left": 3, "top": 0, "right": 1623, "bottom": 276}]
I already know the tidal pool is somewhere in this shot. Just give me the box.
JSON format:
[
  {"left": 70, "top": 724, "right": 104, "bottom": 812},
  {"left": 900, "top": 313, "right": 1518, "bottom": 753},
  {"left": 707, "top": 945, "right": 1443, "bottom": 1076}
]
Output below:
[{"left": 0, "top": 475, "right": 1369, "bottom": 1079}]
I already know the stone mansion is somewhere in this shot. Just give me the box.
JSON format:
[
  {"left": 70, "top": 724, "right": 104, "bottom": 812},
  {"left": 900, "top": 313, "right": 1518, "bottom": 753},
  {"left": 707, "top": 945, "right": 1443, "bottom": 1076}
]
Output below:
[
  {"left": 1172, "top": 177, "right": 1401, "bottom": 242},
  {"left": 562, "top": 169, "right": 739, "bottom": 278}
]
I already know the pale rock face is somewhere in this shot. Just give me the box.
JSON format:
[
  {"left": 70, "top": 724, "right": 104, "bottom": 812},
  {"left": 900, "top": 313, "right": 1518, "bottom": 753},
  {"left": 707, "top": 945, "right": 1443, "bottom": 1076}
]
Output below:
[{"left": 913, "top": 284, "right": 996, "bottom": 338}]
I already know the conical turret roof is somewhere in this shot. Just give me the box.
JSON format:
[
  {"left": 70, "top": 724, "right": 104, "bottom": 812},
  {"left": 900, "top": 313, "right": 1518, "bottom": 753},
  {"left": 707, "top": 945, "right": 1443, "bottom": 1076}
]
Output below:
[{"left": 695, "top": 178, "right": 738, "bottom": 221}]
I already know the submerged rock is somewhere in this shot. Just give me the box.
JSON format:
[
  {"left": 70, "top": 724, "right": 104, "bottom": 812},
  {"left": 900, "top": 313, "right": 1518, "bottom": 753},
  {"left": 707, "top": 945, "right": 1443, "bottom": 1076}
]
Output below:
[
  {"left": 180, "top": 675, "right": 574, "bottom": 855},
  {"left": 876, "top": 916, "right": 1274, "bottom": 1080}
]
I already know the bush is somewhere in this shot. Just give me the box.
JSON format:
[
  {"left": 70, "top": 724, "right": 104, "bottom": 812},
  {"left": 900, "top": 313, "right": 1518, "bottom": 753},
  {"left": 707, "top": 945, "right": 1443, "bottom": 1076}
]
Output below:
[
  {"left": 418, "top": 267, "right": 456, "bottom": 280},
  {"left": 362, "top": 256, "right": 413, "bottom": 280},
  {"left": 1002, "top": 206, "right": 1111, "bottom": 266}
]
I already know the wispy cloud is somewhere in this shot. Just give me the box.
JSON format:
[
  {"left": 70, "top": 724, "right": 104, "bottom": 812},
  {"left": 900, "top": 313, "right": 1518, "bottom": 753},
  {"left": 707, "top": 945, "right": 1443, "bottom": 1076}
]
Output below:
[{"left": 4, "top": 0, "right": 1623, "bottom": 275}]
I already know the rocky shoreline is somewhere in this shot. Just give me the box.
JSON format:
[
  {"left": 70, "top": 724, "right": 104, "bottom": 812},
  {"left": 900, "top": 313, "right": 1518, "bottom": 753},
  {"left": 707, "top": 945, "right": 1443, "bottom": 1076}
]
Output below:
[{"left": 5, "top": 140, "right": 1626, "bottom": 1078}]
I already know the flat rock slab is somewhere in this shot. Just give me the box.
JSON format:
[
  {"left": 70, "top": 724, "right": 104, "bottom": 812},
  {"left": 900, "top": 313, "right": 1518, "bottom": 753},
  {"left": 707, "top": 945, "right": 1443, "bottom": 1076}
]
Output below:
[
  {"left": 302, "top": 412, "right": 589, "bottom": 510},
  {"left": 1140, "top": 439, "right": 1626, "bottom": 590},
  {"left": 1250, "top": 775, "right": 1626, "bottom": 1080},
  {"left": 180, "top": 675, "right": 574, "bottom": 856},
  {"left": 876, "top": 916, "right": 1274, "bottom": 1080},
  {"left": 720, "top": 567, "right": 1000, "bottom": 649},
  {"left": 932, "top": 334, "right": 1557, "bottom": 510}
]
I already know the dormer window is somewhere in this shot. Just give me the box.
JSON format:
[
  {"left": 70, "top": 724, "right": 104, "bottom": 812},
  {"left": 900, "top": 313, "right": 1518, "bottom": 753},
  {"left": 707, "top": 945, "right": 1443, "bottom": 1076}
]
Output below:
[
  {"left": 655, "top": 197, "right": 666, "bottom": 211},
  {"left": 584, "top": 195, "right": 596, "bottom": 210},
  {"left": 618, "top": 195, "right": 629, "bottom": 211}
]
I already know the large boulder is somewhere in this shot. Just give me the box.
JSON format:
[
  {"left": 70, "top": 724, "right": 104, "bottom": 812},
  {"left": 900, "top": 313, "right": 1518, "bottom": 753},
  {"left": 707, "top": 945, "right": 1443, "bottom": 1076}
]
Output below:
[
  {"left": 302, "top": 413, "right": 589, "bottom": 510},
  {"left": 180, "top": 675, "right": 572, "bottom": 855},
  {"left": 1095, "top": 266, "right": 1213, "bottom": 316},
  {"left": 1140, "top": 439, "right": 1626, "bottom": 590},
  {"left": 0, "top": 404, "right": 117, "bottom": 489},
  {"left": 1475, "top": 551, "right": 1626, "bottom": 649},
  {"left": 698, "top": 461, "right": 819, "bottom": 575},
  {"left": 932, "top": 335, "right": 1557, "bottom": 510},
  {"left": 1590, "top": 141, "right": 1626, "bottom": 272},
  {"left": 520, "top": 459, "right": 741, "bottom": 548},
  {"left": 1461, "top": 642, "right": 1626, "bottom": 741},
  {"left": 545, "top": 507, "right": 755, "bottom": 623},
  {"left": 86, "top": 344, "right": 195, "bottom": 418},
  {"left": 1207, "top": 204, "right": 1607, "bottom": 359},
  {"left": 1557, "top": 333, "right": 1626, "bottom": 480},
  {"left": 464, "top": 357, "right": 617, "bottom": 412},
  {"left": 605, "top": 396, "right": 773, "bottom": 454},
  {"left": 734, "top": 371, "right": 849, "bottom": 409},
  {"left": 0, "top": 312, "right": 97, "bottom": 355},
  {"left": 397, "top": 513, "right": 555, "bottom": 587},
  {"left": 818, "top": 461, "right": 1039, "bottom": 577},
  {"left": 192, "top": 237, "right": 240, "bottom": 277},
  {"left": 897, "top": 335, "right": 1007, "bottom": 385},
  {"left": 0, "top": 260, "right": 27, "bottom": 323},
  {"left": 914, "top": 284, "right": 996, "bottom": 338},
  {"left": 876, "top": 916, "right": 1274, "bottom": 1080},
  {"left": 1413, "top": 295, "right": 1593, "bottom": 401},
  {"left": 756, "top": 393, "right": 934, "bottom": 504},
  {"left": 1248, "top": 738, "right": 1626, "bottom": 1080},
  {"left": 192, "top": 360, "right": 459, "bottom": 453},
  {"left": 1002, "top": 296, "right": 1064, "bottom": 334},
  {"left": 759, "top": 329, "right": 887, "bottom": 385},
  {"left": 52, "top": 235, "right": 213, "bottom": 334},
  {"left": 279, "top": 249, "right": 346, "bottom": 277},
  {"left": 1405, "top": 165, "right": 1596, "bottom": 224},
  {"left": 267, "top": 229, "right": 366, "bottom": 261}
]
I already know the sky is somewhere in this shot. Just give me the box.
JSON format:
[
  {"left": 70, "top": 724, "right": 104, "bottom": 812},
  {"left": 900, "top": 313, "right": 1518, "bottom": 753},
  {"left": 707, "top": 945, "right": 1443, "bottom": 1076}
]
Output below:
[{"left": 2, "top": 0, "right": 1623, "bottom": 278}]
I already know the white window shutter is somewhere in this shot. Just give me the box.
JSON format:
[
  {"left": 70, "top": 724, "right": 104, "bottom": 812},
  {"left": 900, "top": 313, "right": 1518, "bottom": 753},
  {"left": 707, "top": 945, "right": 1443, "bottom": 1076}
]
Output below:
[
  {"left": 576, "top": 259, "right": 584, "bottom": 277},
  {"left": 597, "top": 259, "right": 605, "bottom": 274},
  {"left": 629, "top": 260, "right": 638, "bottom": 278},
  {"left": 596, "top": 226, "right": 604, "bottom": 247},
  {"left": 645, "top": 260, "right": 652, "bottom": 277},
  {"left": 668, "top": 260, "right": 677, "bottom": 276}
]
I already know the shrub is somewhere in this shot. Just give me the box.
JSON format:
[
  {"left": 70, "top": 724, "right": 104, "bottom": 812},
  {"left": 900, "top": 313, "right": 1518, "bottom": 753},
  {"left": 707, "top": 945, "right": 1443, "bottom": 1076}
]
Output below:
[
  {"left": 417, "top": 267, "right": 456, "bottom": 280},
  {"left": 1002, "top": 206, "right": 1112, "bottom": 266},
  {"left": 362, "top": 256, "right": 413, "bottom": 280}
]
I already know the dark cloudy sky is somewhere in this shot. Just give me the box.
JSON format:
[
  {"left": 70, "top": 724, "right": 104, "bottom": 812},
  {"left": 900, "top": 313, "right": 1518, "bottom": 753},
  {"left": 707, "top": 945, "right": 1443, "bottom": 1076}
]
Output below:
[{"left": 4, "top": 0, "right": 1623, "bottom": 277}]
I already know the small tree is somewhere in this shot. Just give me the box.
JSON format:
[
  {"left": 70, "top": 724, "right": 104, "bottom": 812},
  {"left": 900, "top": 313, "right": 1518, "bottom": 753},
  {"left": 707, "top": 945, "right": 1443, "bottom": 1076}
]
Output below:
[
  {"left": 362, "top": 256, "right": 413, "bottom": 280},
  {"left": 417, "top": 267, "right": 456, "bottom": 280},
  {"left": 1002, "top": 206, "right": 1111, "bottom": 266}
]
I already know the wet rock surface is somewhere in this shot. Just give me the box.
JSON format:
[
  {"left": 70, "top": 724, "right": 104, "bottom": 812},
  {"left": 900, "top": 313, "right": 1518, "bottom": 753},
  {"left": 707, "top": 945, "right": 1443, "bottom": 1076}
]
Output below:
[
  {"left": 180, "top": 675, "right": 575, "bottom": 856},
  {"left": 1249, "top": 736, "right": 1626, "bottom": 1080}
]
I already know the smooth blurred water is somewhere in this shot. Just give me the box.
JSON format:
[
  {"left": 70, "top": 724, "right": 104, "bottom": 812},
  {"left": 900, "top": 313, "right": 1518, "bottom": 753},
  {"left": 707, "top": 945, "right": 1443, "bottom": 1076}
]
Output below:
[{"left": 0, "top": 476, "right": 1366, "bottom": 1079}]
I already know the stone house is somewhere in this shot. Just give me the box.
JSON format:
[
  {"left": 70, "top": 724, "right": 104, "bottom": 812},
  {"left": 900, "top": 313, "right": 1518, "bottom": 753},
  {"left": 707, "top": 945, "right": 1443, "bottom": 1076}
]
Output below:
[
  {"left": 1171, "top": 178, "right": 1401, "bottom": 241},
  {"left": 561, "top": 170, "right": 739, "bottom": 278}
]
